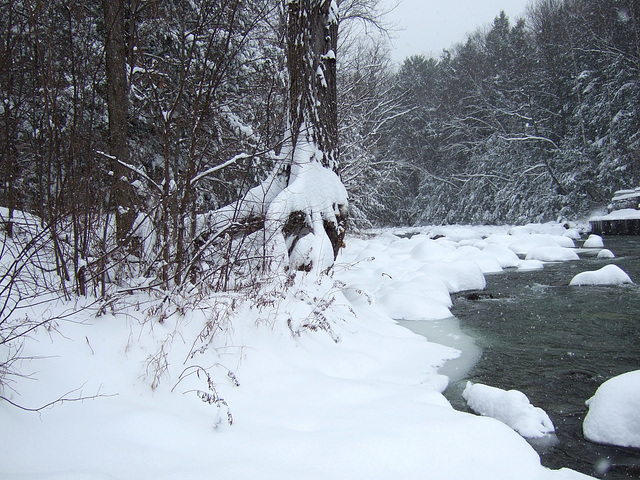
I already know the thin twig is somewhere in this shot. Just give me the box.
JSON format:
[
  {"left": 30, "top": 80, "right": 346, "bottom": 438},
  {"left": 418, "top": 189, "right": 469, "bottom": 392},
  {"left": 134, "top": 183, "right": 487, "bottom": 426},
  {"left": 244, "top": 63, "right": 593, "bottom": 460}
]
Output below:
[{"left": 0, "top": 386, "right": 118, "bottom": 412}]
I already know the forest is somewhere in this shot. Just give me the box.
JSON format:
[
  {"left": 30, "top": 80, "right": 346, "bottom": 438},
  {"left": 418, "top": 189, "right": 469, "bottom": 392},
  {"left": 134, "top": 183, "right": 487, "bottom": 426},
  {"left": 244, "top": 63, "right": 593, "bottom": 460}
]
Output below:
[
  {"left": 1, "top": 0, "right": 639, "bottom": 297},
  {"left": 363, "top": 0, "right": 640, "bottom": 226}
]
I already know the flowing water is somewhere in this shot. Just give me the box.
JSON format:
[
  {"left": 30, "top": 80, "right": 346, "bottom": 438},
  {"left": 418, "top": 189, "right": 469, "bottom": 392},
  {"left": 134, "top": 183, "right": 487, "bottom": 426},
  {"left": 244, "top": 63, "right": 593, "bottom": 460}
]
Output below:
[{"left": 407, "top": 236, "right": 640, "bottom": 479}]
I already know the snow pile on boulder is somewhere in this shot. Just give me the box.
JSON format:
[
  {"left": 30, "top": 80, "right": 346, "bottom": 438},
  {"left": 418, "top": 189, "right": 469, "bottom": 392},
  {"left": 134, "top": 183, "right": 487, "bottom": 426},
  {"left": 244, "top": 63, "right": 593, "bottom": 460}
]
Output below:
[
  {"left": 582, "top": 234, "right": 604, "bottom": 248},
  {"left": 463, "top": 381, "right": 555, "bottom": 439},
  {"left": 509, "top": 234, "right": 575, "bottom": 257},
  {"left": 583, "top": 370, "right": 640, "bottom": 448},
  {"left": 569, "top": 264, "right": 633, "bottom": 286},
  {"left": 525, "top": 247, "right": 580, "bottom": 262},
  {"left": 596, "top": 249, "right": 615, "bottom": 259}
]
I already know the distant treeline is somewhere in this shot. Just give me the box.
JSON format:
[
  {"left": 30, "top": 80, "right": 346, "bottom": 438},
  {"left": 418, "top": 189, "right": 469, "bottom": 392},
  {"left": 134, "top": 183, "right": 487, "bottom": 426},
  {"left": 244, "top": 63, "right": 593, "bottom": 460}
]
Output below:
[{"left": 366, "top": 0, "right": 640, "bottom": 225}]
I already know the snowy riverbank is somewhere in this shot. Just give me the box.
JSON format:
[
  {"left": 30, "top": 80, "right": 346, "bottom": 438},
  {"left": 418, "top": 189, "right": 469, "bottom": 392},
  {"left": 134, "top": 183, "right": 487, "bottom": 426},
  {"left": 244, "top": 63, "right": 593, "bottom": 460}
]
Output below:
[{"left": 1, "top": 222, "right": 607, "bottom": 479}]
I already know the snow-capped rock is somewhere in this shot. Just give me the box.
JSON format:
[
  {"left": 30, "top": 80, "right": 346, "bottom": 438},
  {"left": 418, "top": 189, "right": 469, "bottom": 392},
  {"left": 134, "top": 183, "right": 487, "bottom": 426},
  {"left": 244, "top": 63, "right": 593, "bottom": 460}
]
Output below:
[
  {"left": 463, "top": 381, "right": 555, "bottom": 439},
  {"left": 583, "top": 370, "right": 640, "bottom": 448}
]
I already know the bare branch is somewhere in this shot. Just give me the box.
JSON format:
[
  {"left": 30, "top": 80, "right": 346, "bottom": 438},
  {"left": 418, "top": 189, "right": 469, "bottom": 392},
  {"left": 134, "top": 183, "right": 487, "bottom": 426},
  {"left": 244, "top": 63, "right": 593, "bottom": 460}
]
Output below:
[{"left": 0, "top": 386, "right": 118, "bottom": 413}]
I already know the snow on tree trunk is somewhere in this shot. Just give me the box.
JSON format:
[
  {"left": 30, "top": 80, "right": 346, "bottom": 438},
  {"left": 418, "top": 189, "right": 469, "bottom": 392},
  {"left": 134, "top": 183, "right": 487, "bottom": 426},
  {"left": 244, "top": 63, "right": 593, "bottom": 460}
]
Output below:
[
  {"left": 287, "top": 0, "right": 339, "bottom": 170},
  {"left": 195, "top": 0, "right": 347, "bottom": 278},
  {"left": 266, "top": 140, "right": 348, "bottom": 273},
  {"left": 277, "top": 0, "right": 347, "bottom": 273}
]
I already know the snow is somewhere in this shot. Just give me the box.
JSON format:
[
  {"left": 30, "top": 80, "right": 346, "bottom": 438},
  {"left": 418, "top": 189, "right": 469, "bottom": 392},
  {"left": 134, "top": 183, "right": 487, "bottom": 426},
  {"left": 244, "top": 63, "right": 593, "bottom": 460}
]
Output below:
[
  {"left": 481, "top": 244, "right": 521, "bottom": 268},
  {"left": 328, "top": 0, "right": 339, "bottom": 24},
  {"left": 265, "top": 138, "right": 348, "bottom": 273},
  {"left": 200, "top": 137, "right": 348, "bottom": 274},
  {"left": 316, "top": 65, "right": 327, "bottom": 88},
  {"left": 590, "top": 208, "right": 640, "bottom": 220},
  {"left": 508, "top": 235, "right": 575, "bottom": 257},
  {"left": 525, "top": 247, "right": 580, "bottom": 262},
  {"left": 322, "top": 49, "right": 336, "bottom": 61},
  {"left": 518, "top": 259, "right": 545, "bottom": 270},
  {"left": 463, "top": 382, "right": 556, "bottom": 439},
  {"left": 597, "top": 249, "right": 615, "bottom": 259},
  {"left": 583, "top": 370, "right": 640, "bottom": 448},
  {"left": 569, "top": 264, "right": 633, "bottom": 286},
  {"left": 611, "top": 187, "right": 640, "bottom": 202},
  {"left": 582, "top": 234, "right": 604, "bottom": 248},
  {"left": 0, "top": 220, "right": 600, "bottom": 479}
]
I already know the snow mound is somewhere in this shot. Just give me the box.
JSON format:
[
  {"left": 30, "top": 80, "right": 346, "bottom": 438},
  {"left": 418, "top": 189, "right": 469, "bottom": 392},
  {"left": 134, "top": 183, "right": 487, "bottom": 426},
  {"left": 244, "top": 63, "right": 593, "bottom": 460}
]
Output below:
[
  {"left": 463, "top": 381, "right": 555, "bottom": 438},
  {"left": 583, "top": 370, "right": 640, "bottom": 448},
  {"left": 563, "top": 228, "right": 583, "bottom": 240},
  {"left": 428, "top": 261, "right": 487, "bottom": 293},
  {"left": 597, "top": 249, "right": 615, "bottom": 259},
  {"left": 429, "top": 226, "right": 483, "bottom": 242},
  {"left": 509, "top": 224, "right": 568, "bottom": 236},
  {"left": 409, "top": 238, "right": 453, "bottom": 262},
  {"left": 525, "top": 247, "right": 580, "bottom": 262},
  {"left": 569, "top": 264, "right": 633, "bottom": 286},
  {"left": 509, "top": 234, "right": 575, "bottom": 256},
  {"left": 583, "top": 235, "right": 604, "bottom": 248},
  {"left": 518, "top": 259, "right": 545, "bottom": 271},
  {"left": 376, "top": 290, "right": 452, "bottom": 321},
  {"left": 482, "top": 244, "right": 521, "bottom": 268},
  {"left": 453, "top": 246, "right": 503, "bottom": 273}
]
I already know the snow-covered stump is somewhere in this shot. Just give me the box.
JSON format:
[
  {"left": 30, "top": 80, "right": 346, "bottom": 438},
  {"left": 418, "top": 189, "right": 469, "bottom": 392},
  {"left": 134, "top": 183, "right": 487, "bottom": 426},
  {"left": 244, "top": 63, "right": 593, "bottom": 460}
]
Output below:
[{"left": 265, "top": 139, "right": 348, "bottom": 274}]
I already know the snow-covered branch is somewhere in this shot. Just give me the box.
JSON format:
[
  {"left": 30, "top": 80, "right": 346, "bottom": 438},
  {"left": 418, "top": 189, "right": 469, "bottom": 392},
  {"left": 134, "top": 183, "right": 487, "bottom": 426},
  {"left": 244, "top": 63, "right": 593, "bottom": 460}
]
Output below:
[
  {"left": 190, "top": 153, "right": 251, "bottom": 186},
  {"left": 499, "top": 135, "right": 560, "bottom": 150},
  {"left": 96, "top": 150, "right": 164, "bottom": 194}
]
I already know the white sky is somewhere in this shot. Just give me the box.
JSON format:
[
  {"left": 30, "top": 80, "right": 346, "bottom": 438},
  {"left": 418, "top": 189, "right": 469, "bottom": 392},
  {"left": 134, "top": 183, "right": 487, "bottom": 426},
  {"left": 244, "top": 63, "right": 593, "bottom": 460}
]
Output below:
[{"left": 382, "top": 0, "right": 532, "bottom": 62}]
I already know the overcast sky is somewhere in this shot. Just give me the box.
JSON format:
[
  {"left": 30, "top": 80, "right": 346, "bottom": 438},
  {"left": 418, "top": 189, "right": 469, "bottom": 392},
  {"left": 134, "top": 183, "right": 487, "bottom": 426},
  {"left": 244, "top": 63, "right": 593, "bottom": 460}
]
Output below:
[{"left": 382, "top": 0, "right": 532, "bottom": 63}]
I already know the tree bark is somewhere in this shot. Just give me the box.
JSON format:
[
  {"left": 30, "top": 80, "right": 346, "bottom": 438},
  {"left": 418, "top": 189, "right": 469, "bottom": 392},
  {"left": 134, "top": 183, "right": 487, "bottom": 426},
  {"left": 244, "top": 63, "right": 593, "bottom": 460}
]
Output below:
[
  {"left": 103, "top": 0, "right": 136, "bottom": 245},
  {"left": 287, "top": 0, "right": 339, "bottom": 171},
  {"left": 285, "top": 0, "right": 346, "bottom": 263}
]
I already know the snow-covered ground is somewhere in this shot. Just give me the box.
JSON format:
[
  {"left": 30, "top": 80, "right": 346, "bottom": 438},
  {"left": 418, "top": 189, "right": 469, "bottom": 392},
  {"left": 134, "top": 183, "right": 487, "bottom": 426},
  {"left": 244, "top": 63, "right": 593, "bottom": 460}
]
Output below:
[{"left": 3, "top": 221, "right": 626, "bottom": 479}]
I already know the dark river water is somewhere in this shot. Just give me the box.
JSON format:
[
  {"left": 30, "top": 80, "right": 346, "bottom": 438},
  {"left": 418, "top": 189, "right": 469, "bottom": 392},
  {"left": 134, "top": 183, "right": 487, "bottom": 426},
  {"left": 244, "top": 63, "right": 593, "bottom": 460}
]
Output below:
[{"left": 445, "top": 236, "right": 640, "bottom": 479}]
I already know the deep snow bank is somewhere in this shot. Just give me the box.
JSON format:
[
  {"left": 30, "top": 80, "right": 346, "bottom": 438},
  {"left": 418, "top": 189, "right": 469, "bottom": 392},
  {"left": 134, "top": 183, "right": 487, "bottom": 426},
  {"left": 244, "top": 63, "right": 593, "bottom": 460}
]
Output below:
[{"left": 0, "top": 222, "right": 598, "bottom": 480}]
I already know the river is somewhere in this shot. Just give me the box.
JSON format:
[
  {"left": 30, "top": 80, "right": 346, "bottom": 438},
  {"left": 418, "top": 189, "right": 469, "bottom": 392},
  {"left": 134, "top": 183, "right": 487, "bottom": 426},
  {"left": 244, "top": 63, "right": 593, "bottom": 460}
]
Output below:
[{"left": 406, "top": 236, "right": 640, "bottom": 479}]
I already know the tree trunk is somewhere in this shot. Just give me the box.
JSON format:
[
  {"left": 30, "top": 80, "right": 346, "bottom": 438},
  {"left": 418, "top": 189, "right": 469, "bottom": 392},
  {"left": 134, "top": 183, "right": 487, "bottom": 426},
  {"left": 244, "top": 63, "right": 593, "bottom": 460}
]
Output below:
[
  {"left": 287, "top": 0, "right": 339, "bottom": 171},
  {"left": 284, "top": 0, "right": 346, "bottom": 265},
  {"left": 103, "top": 0, "right": 136, "bottom": 245}
]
